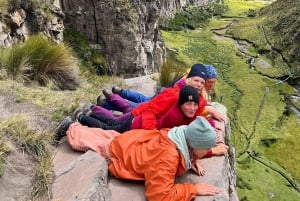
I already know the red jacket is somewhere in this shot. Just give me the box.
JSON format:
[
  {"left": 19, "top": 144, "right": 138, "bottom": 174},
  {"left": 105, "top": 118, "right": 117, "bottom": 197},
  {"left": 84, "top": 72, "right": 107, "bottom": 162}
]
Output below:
[
  {"left": 132, "top": 85, "right": 207, "bottom": 129},
  {"left": 131, "top": 101, "right": 196, "bottom": 129}
]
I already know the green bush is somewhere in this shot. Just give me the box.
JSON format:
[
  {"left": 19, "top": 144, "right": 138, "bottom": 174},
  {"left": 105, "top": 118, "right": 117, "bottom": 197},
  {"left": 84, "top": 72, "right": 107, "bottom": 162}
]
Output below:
[
  {"left": 64, "top": 29, "right": 109, "bottom": 75},
  {"left": 0, "top": 35, "right": 80, "bottom": 90},
  {"left": 160, "top": 3, "right": 228, "bottom": 31},
  {"left": 158, "top": 57, "right": 187, "bottom": 89}
]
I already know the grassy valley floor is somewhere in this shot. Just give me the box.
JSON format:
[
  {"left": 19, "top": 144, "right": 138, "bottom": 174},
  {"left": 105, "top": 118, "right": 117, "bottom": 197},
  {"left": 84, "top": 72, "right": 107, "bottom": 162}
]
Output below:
[{"left": 161, "top": 0, "right": 300, "bottom": 200}]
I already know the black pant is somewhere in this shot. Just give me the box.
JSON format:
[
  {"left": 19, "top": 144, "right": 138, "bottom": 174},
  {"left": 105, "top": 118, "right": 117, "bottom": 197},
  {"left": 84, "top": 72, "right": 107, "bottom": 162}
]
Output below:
[{"left": 78, "top": 114, "right": 133, "bottom": 133}]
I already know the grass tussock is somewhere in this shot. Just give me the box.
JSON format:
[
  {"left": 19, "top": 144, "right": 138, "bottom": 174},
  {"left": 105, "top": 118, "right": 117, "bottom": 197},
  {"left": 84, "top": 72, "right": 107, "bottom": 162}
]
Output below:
[
  {"left": 0, "top": 131, "right": 12, "bottom": 176},
  {"left": 158, "top": 58, "right": 187, "bottom": 89},
  {"left": 0, "top": 114, "right": 52, "bottom": 198},
  {"left": 0, "top": 35, "right": 80, "bottom": 90}
]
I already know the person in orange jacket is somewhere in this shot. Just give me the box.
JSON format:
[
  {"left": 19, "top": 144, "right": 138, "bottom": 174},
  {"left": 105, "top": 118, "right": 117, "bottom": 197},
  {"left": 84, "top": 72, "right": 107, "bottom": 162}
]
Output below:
[{"left": 65, "top": 116, "right": 221, "bottom": 201}]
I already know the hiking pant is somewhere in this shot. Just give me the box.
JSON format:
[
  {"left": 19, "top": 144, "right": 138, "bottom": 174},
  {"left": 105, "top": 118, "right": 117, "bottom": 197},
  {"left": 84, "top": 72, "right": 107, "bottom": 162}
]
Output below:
[
  {"left": 120, "top": 89, "right": 152, "bottom": 105},
  {"left": 101, "top": 93, "right": 136, "bottom": 113},
  {"left": 78, "top": 114, "right": 133, "bottom": 133},
  {"left": 92, "top": 94, "right": 133, "bottom": 122}
]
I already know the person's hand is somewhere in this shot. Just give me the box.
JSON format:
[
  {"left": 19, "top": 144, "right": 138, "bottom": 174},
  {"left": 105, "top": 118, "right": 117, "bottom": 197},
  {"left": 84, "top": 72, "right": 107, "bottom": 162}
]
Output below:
[
  {"left": 211, "top": 143, "right": 228, "bottom": 156},
  {"left": 191, "top": 159, "right": 205, "bottom": 176},
  {"left": 212, "top": 111, "right": 226, "bottom": 122},
  {"left": 195, "top": 183, "right": 220, "bottom": 195},
  {"left": 206, "top": 106, "right": 226, "bottom": 122}
]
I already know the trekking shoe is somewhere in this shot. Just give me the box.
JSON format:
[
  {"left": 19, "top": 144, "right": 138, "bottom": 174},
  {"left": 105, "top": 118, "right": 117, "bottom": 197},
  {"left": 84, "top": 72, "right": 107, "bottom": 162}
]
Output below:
[
  {"left": 53, "top": 116, "right": 73, "bottom": 146},
  {"left": 102, "top": 89, "right": 111, "bottom": 99},
  {"left": 71, "top": 107, "right": 83, "bottom": 121},
  {"left": 82, "top": 102, "right": 93, "bottom": 114},
  {"left": 112, "top": 86, "right": 123, "bottom": 95},
  {"left": 96, "top": 95, "right": 106, "bottom": 107}
]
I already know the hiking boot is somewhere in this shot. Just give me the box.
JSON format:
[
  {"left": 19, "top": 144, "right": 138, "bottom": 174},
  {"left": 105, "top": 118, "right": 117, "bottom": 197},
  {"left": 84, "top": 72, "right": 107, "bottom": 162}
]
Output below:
[
  {"left": 53, "top": 116, "right": 72, "bottom": 146},
  {"left": 71, "top": 107, "right": 83, "bottom": 121},
  {"left": 112, "top": 86, "right": 123, "bottom": 95},
  {"left": 96, "top": 95, "right": 106, "bottom": 107},
  {"left": 82, "top": 102, "right": 92, "bottom": 114},
  {"left": 102, "top": 89, "right": 111, "bottom": 99}
]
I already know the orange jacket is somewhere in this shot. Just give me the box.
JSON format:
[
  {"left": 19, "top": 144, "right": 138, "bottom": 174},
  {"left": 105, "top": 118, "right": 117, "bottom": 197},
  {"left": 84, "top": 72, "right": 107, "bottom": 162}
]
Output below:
[
  {"left": 67, "top": 123, "right": 198, "bottom": 200},
  {"left": 109, "top": 128, "right": 197, "bottom": 201},
  {"left": 132, "top": 85, "right": 207, "bottom": 129}
]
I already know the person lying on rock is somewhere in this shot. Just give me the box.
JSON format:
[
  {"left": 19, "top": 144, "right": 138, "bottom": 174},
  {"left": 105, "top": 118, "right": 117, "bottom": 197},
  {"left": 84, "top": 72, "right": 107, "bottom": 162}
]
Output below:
[
  {"left": 90, "top": 63, "right": 225, "bottom": 131},
  {"left": 54, "top": 86, "right": 228, "bottom": 159},
  {"left": 58, "top": 116, "right": 222, "bottom": 201},
  {"left": 99, "top": 63, "right": 220, "bottom": 110},
  {"left": 77, "top": 85, "right": 207, "bottom": 131}
]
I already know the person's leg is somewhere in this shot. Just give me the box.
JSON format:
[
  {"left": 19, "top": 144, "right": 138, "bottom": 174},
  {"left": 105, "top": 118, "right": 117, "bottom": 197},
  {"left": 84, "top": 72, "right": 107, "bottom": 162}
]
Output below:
[
  {"left": 108, "top": 93, "right": 133, "bottom": 113},
  {"left": 66, "top": 122, "right": 120, "bottom": 158},
  {"left": 102, "top": 101, "right": 119, "bottom": 111},
  {"left": 121, "top": 89, "right": 152, "bottom": 103},
  {"left": 78, "top": 114, "right": 133, "bottom": 132},
  {"left": 91, "top": 105, "right": 120, "bottom": 120},
  {"left": 91, "top": 112, "right": 133, "bottom": 122},
  {"left": 89, "top": 113, "right": 118, "bottom": 125}
]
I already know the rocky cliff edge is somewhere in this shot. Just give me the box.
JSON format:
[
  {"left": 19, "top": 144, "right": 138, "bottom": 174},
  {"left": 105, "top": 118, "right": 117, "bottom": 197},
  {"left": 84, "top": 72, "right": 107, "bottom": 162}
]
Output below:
[{"left": 51, "top": 75, "right": 239, "bottom": 201}]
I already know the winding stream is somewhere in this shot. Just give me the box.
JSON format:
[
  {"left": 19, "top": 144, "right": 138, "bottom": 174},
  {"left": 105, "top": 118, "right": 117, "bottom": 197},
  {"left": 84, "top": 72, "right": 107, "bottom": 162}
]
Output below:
[{"left": 210, "top": 20, "right": 300, "bottom": 193}]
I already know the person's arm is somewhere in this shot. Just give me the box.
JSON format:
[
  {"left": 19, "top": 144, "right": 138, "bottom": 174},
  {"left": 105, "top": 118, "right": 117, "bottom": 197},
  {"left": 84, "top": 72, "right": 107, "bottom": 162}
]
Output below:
[
  {"left": 140, "top": 88, "right": 178, "bottom": 129},
  {"left": 211, "top": 143, "right": 228, "bottom": 156},
  {"left": 191, "top": 159, "right": 205, "bottom": 176},
  {"left": 204, "top": 106, "right": 226, "bottom": 122},
  {"left": 144, "top": 153, "right": 197, "bottom": 201}
]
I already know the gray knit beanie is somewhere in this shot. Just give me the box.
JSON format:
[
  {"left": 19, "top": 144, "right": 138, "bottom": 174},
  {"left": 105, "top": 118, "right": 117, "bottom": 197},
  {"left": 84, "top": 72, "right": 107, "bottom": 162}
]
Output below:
[{"left": 185, "top": 116, "right": 216, "bottom": 149}]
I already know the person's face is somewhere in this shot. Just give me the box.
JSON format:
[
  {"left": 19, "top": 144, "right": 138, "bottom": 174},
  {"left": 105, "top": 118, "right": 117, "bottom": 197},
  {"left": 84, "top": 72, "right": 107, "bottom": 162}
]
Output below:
[
  {"left": 192, "top": 148, "right": 211, "bottom": 159},
  {"left": 187, "top": 76, "right": 205, "bottom": 92},
  {"left": 180, "top": 101, "right": 199, "bottom": 118},
  {"left": 205, "top": 78, "right": 217, "bottom": 92}
]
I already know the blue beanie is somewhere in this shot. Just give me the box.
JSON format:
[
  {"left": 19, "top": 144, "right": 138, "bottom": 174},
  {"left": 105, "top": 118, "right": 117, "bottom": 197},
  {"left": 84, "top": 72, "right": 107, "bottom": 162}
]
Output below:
[
  {"left": 185, "top": 116, "right": 216, "bottom": 149},
  {"left": 187, "top": 63, "right": 209, "bottom": 80},
  {"left": 204, "top": 64, "right": 218, "bottom": 79}
]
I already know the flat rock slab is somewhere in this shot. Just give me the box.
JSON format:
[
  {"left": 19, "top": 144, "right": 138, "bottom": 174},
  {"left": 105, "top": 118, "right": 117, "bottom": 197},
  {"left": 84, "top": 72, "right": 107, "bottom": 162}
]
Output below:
[{"left": 51, "top": 75, "right": 238, "bottom": 201}]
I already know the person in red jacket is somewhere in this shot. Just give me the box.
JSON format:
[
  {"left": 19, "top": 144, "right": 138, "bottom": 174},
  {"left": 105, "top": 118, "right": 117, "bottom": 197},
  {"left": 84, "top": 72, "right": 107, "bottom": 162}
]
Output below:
[
  {"left": 91, "top": 63, "right": 225, "bottom": 126},
  {"left": 65, "top": 116, "right": 221, "bottom": 201},
  {"left": 73, "top": 85, "right": 200, "bottom": 132}
]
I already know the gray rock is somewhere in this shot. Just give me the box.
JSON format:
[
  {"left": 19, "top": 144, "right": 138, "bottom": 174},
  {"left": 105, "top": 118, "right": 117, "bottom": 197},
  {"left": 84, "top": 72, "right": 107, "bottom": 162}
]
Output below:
[{"left": 51, "top": 75, "right": 238, "bottom": 201}]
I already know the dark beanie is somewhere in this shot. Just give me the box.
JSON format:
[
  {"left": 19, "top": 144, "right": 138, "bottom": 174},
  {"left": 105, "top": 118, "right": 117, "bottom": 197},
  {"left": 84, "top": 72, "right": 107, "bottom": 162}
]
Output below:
[
  {"left": 178, "top": 85, "right": 199, "bottom": 106},
  {"left": 187, "top": 63, "right": 209, "bottom": 80}
]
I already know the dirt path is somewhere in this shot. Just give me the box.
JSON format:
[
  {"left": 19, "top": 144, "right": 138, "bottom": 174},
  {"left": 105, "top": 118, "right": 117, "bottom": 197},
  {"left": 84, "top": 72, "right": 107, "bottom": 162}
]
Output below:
[{"left": 0, "top": 91, "right": 50, "bottom": 201}]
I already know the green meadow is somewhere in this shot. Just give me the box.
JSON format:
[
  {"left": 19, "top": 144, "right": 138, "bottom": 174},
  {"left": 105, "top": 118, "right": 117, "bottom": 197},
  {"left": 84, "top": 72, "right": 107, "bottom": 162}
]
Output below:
[{"left": 161, "top": 0, "right": 300, "bottom": 200}]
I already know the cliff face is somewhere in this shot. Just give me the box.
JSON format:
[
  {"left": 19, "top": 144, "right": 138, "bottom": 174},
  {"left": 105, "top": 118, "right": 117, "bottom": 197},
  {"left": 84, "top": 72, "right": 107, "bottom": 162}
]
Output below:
[
  {"left": 0, "top": 0, "right": 64, "bottom": 47},
  {"left": 60, "top": 0, "right": 216, "bottom": 77}
]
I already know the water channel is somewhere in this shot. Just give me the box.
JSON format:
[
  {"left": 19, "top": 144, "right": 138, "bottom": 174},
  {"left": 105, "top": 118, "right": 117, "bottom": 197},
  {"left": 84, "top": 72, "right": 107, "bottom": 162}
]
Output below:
[{"left": 210, "top": 19, "right": 300, "bottom": 193}]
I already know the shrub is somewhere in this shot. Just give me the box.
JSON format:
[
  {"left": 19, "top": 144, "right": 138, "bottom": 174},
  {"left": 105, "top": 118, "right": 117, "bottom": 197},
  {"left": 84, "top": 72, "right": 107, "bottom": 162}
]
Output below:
[
  {"left": 160, "top": 3, "right": 228, "bottom": 31},
  {"left": 0, "top": 35, "right": 80, "bottom": 90},
  {"left": 158, "top": 57, "right": 187, "bottom": 89},
  {"left": 64, "top": 29, "right": 109, "bottom": 75}
]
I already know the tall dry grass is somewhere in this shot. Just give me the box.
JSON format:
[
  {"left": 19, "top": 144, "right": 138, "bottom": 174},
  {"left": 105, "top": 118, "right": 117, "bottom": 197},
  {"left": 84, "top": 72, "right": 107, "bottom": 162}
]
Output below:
[{"left": 0, "top": 35, "right": 80, "bottom": 90}]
